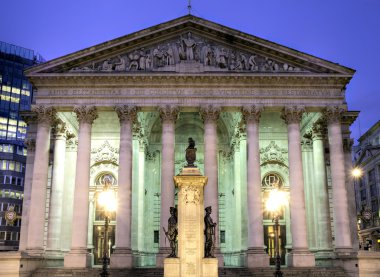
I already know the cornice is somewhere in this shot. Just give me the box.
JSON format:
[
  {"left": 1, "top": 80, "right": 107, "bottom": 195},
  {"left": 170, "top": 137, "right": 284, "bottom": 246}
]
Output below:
[{"left": 28, "top": 73, "right": 351, "bottom": 88}]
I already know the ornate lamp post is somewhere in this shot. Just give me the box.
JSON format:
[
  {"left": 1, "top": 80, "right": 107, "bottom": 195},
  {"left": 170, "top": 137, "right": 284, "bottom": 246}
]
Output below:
[
  {"left": 266, "top": 187, "right": 288, "bottom": 277},
  {"left": 98, "top": 178, "right": 117, "bottom": 277}
]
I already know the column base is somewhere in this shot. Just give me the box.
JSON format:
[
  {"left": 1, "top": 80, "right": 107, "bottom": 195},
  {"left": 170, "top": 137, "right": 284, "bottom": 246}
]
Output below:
[
  {"left": 44, "top": 251, "right": 64, "bottom": 267},
  {"left": 64, "top": 248, "right": 92, "bottom": 268},
  {"left": 156, "top": 247, "right": 171, "bottom": 268},
  {"left": 287, "top": 250, "right": 315, "bottom": 267},
  {"left": 0, "top": 251, "right": 44, "bottom": 277},
  {"left": 164, "top": 258, "right": 180, "bottom": 277},
  {"left": 110, "top": 248, "right": 133, "bottom": 268},
  {"left": 202, "top": 258, "right": 218, "bottom": 277},
  {"left": 246, "top": 247, "right": 270, "bottom": 268},
  {"left": 213, "top": 247, "right": 224, "bottom": 268},
  {"left": 314, "top": 250, "right": 335, "bottom": 267},
  {"left": 25, "top": 247, "right": 44, "bottom": 257}
]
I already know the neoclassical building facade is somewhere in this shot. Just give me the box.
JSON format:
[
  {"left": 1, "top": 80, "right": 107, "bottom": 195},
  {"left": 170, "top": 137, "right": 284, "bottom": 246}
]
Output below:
[{"left": 13, "top": 15, "right": 360, "bottom": 275}]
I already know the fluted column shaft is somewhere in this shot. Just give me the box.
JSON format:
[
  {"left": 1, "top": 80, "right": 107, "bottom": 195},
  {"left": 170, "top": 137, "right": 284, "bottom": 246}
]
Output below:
[
  {"left": 158, "top": 106, "right": 179, "bottom": 249},
  {"left": 312, "top": 124, "right": 333, "bottom": 252},
  {"left": 111, "top": 106, "right": 138, "bottom": 267},
  {"left": 26, "top": 106, "right": 55, "bottom": 255},
  {"left": 324, "top": 107, "right": 352, "bottom": 252},
  {"left": 200, "top": 105, "right": 220, "bottom": 247},
  {"left": 64, "top": 106, "right": 97, "bottom": 268},
  {"left": 46, "top": 120, "right": 72, "bottom": 255},
  {"left": 242, "top": 106, "right": 269, "bottom": 267},
  {"left": 282, "top": 106, "right": 315, "bottom": 266}
]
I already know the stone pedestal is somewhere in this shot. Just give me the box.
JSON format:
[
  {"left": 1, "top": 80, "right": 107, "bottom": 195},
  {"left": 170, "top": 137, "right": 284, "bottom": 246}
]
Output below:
[{"left": 164, "top": 167, "right": 217, "bottom": 277}]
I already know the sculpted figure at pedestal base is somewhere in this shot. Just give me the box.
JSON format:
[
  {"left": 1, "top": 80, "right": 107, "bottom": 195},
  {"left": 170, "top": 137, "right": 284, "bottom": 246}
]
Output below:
[
  {"left": 204, "top": 206, "right": 217, "bottom": 258},
  {"left": 164, "top": 207, "right": 178, "bottom": 258}
]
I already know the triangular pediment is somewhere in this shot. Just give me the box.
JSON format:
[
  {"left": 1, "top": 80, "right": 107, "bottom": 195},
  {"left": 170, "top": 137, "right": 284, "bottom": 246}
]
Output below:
[{"left": 25, "top": 15, "right": 354, "bottom": 76}]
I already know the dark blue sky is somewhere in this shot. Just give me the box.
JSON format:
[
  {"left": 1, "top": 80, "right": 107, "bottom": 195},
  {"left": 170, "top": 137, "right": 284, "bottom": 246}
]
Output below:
[{"left": 1, "top": 0, "right": 379, "bottom": 143}]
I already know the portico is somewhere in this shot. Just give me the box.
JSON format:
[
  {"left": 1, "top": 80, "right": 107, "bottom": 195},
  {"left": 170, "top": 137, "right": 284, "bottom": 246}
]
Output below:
[{"left": 13, "top": 14, "right": 359, "bottom": 276}]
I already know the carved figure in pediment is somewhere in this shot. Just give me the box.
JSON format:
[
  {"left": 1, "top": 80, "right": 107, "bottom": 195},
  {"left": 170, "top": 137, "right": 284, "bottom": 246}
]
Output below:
[
  {"left": 181, "top": 32, "right": 196, "bottom": 61},
  {"left": 229, "top": 51, "right": 238, "bottom": 70},
  {"left": 202, "top": 44, "right": 214, "bottom": 66},
  {"left": 153, "top": 46, "right": 165, "bottom": 67},
  {"left": 145, "top": 54, "right": 152, "bottom": 70},
  {"left": 128, "top": 52, "right": 140, "bottom": 70},
  {"left": 238, "top": 53, "right": 248, "bottom": 70},
  {"left": 248, "top": 55, "right": 258, "bottom": 71},
  {"left": 114, "top": 55, "right": 126, "bottom": 71},
  {"left": 102, "top": 59, "right": 113, "bottom": 71},
  {"left": 165, "top": 44, "right": 175, "bottom": 65},
  {"left": 138, "top": 50, "right": 146, "bottom": 70},
  {"left": 216, "top": 47, "right": 228, "bottom": 68}
]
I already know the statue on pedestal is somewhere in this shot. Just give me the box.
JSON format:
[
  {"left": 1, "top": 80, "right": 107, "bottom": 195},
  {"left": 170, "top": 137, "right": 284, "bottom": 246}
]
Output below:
[
  {"left": 164, "top": 207, "right": 178, "bottom": 257},
  {"left": 204, "top": 206, "right": 217, "bottom": 258},
  {"left": 185, "top": 137, "right": 197, "bottom": 167}
]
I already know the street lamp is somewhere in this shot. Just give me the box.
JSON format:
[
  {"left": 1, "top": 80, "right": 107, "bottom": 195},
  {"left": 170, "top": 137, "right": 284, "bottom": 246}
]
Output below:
[
  {"left": 98, "top": 178, "right": 117, "bottom": 277},
  {"left": 266, "top": 187, "right": 288, "bottom": 277},
  {"left": 352, "top": 167, "right": 363, "bottom": 178}
]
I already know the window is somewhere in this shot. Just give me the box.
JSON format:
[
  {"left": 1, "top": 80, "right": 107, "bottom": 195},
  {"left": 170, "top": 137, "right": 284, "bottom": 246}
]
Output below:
[
  {"left": 262, "top": 173, "right": 283, "bottom": 189},
  {"left": 220, "top": 230, "right": 226, "bottom": 244},
  {"left": 154, "top": 230, "right": 159, "bottom": 243},
  {"left": 0, "top": 231, "right": 5, "bottom": 240}
]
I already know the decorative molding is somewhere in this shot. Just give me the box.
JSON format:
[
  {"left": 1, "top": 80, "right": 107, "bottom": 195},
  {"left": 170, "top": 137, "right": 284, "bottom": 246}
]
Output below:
[
  {"left": 281, "top": 106, "right": 305, "bottom": 124},
  {"left": 31, "top": 105, "right": 56, "bottom": 125},
  {"left": 183, "top": 185, "right": 201, "bottom": 205},
  {"left": 91, "top": 141, "right": 119, "bottom": 166},
  {"left": 200, "top": 105, "right": 221, "bottom": 123},
  {"left": 52, "top": 118, "right": 75, "bottom": 140},
  {"left": 114, "top": 105, "right": 139, "bottom": 122},
  {"left": 241, "top": 105, "right": 263, "bottom": 124},
  {"left": 312, "top": 121, "right": 326, "bottom": 140},
  {"left": 73, "top": 106, "right": 98, "bottom": 124},
  {"left": 260, "top": 141, "right": 288, "bottom": 166},
  {"left": 66, "top": 138, "right": 78, "bottom": 152}
]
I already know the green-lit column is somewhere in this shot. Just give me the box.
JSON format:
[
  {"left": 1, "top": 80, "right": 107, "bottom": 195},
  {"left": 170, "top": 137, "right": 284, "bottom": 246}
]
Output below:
[{"left": 312, "top": 123, "right": 333, "bottom": 260}]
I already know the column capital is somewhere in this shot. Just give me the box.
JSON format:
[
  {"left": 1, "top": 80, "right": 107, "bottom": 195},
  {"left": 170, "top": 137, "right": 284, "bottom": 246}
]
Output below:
[
  {"left": 343, "top": 138, "right": 354, "bottom": 153},
  {"left": 52, "top": 119, "right": 75, "bottom": 140},
  {"left": 24, "top": 138, "right": 36, "bottom": 152},
  {"left": 281, "top": 106, "right": 305, "bottom": 124},
  {"left": 31, "top": 105, "right": 56, "bottom": 125},
  {"left": 114, "top": 105, "right": 139, "bottom": 123},
  {"left": 73, "top": 106, "right": 98, "bottom": 124},
  {"left": 66, "top": 138, "right": 78, "bottom": 152},
  {"left": 200, "top": 105, "right": 221, "bottom": 123},
  {"left": 158, "top": 105, "right": 180, "bottom": 123},
  {"left": 323, "top": 106, "right": 346, "bottom": 124},
  {"left": 241, "top": 105, "right": 263, "bottom": 124},
  {"left": 301, "top": 137, "right": 313, "bottom": 151},
  {"left": 312, "top": 122, "right": 327, "bottom": 140}
]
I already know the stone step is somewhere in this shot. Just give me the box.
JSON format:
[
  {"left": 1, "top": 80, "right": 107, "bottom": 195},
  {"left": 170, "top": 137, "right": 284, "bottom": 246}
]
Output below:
[{"left": 32, "top": 267, "right": 348, "bottom": 277}]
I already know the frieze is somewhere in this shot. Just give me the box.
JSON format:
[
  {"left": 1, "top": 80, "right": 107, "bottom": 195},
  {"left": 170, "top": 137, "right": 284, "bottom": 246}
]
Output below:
[
  {"left": 91, "top": 140, "right": 119, "bottom": 166},
  {"left": 45, "top": 88, "right": 343, "bottom": 98},
  {"left": 182, "top": 185, "right": 201, "bottom": 205},
  {"left": 68, "top": 32, "right": 308, "bottom": 74}
]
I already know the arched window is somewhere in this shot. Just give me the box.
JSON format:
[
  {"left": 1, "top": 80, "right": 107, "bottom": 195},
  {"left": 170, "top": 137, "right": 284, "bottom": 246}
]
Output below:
[{"left": 262, "top": 173, "right": 283, "bottom": 189}]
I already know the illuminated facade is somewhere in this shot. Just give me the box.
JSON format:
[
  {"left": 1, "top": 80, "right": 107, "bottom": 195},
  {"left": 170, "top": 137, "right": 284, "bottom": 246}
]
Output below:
[
  {"left": 352, "top": 120, "right": 380, "bottom": 251},
  {"left": 0, "top": 42, "right": 43, "bottom": 250},
  {"left": 2, "top": 16, "right": 375, "bottom": 276}
]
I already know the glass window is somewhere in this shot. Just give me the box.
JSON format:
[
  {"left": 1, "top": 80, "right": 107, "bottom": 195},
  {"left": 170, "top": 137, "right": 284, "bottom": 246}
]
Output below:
[
  {"left": 370, "top": 184, "right": 378, "bottom": 197},
  {"left": 5, "top": 232, "right": 11, "bottom": 240},
  {"left": 371, "top": 200, "right": 379, "bottom": 214},
  {"left": 0, "top": 231, "right": 5, "bottom": 240}
]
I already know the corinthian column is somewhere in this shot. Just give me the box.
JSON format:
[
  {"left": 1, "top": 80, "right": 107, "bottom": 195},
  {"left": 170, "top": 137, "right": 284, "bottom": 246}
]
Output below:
[
  {"left": 64, "top": 106, "right": 98, "bottom": 268},
  {"left": 282, "top": 106, "right": 315, "bottom": 267},
  {"left": 324, "top": 106, "right": 353, "bottom": 253},
  {"left": 242, "top": 105, "right": 269, "bottom": 267},
  {"left": 111, "top": 105, "right": 139, "bottom": 268},
  {"left": 25, "top": 106, "right": 55, "bottom": 255},
  {"left": 157, "top": 105, "right": 179, "bottom": 266},
  {"left": 46, "top": 119, "right": 74, "bottom": 257},
  {"left": 200, "top": 105, "right": 221, "bottom": 248},
  {"left": 312, "top": 123, "right": 333, "bottom": 259}
]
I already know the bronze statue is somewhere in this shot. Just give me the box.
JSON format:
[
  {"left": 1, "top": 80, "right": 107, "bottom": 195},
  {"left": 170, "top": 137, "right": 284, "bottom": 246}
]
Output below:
[
  {"left": 185, "top": 137, "right": 197, "bottom": 167},
  {"left": 204, "top": 206, "right": 217, "bottom": 258},
  {"left": 163, "top": 207, "right": 178, "bottom": 257}
]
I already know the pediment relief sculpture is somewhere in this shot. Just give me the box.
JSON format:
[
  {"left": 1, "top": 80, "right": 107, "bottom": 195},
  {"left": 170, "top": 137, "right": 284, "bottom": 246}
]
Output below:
[
  {"left": 69, "top": 32, "right": 307, "bottom": 74},
  {"left": 260, "top": 141, "right": 288, "bottom": 165}
]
